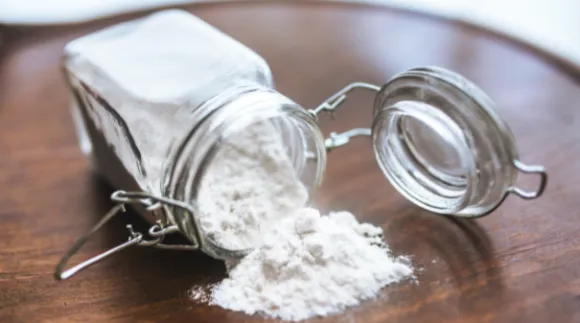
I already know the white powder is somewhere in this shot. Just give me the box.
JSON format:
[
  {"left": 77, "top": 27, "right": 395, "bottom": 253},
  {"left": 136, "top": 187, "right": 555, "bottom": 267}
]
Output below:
[
  {"left": 189, "top": 285, "right": 211, "bottom": 303},
  {"left": 209, "top": 208, "right": 413, "bottom": 321},
  {"left": 197, "top": 121, "right": 308, "bottom": 250},
  {"left": 196, "top": 121, "right": 413, "bottom": 321}
]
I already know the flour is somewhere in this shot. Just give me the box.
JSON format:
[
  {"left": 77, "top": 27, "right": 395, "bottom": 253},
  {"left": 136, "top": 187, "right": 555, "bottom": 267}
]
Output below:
[
  {"left": 189, "top": 285, "right": 212, "bottom": 303},
  {"left": 209, "top": 208, "right": 414, "bottom": 321},
  {"left": 197, "top": 121, "right": 308, "bottom": 250}
]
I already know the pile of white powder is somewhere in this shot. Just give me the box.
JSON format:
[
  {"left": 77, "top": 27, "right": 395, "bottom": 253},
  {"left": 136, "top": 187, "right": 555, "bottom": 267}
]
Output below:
[
  {"left": 196, "top": 121, "right": 414, "bottom": 321},
  {"left": 210, "top": 208, "right": 413, "bottom": 321}
]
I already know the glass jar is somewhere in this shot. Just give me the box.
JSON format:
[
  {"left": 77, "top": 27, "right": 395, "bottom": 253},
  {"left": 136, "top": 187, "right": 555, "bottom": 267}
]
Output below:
[
  {"left": 62, "top": 9, "right": 326, "bottom": 265},
  {"left": 55, "top": 10, "right": 546, "bottom": 280},
  {"left": 64, "top": 9, "right": 326, "bottom": 201}
]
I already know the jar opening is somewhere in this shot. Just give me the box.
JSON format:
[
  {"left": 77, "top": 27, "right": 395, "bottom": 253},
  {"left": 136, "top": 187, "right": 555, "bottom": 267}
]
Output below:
[{"left": 165, "top": 89, "right": 326, "bottom": 257}]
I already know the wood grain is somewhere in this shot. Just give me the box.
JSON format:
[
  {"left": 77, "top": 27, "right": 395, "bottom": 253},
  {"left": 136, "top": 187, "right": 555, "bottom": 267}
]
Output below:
[{"left": 1, "top": 2, "right": 579, "bottom": 323}]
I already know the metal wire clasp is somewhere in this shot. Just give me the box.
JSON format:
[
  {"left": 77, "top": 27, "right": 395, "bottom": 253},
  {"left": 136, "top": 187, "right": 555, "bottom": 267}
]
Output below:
[
  {"left": 508, "top": 160, "right": 548, "bottom": 200},
  {"left": 54, "top": 190, "right": 199, "bottom": 280},
  {"left": 309, "top": 82, "right": 380, "bottom": 150}
]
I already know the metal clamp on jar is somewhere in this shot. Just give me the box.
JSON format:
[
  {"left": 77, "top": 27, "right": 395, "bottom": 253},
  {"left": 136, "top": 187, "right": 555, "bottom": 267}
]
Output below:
[{"left": 55, "top": 10, "right": 547, "bottom": 280}]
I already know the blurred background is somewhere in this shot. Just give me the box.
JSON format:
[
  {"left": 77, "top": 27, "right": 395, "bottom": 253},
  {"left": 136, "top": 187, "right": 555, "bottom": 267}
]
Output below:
[{"left": 1, "top": 0, "right": 579, "bottom": 68}]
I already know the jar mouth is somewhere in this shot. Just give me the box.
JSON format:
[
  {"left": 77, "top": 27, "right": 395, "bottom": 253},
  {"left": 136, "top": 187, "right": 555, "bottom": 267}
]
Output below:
[
  {"left": 373, "top": 101, "right": 477, "bottom": 214},
  {"left": 164, "top": 88, "right": 326, "bottom": 258}
]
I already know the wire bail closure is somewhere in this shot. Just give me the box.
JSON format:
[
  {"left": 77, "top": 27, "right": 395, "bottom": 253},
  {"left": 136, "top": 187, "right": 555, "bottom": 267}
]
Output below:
[
  {"left": 54, "top": 191, "right": 199, "bottom": 280},
  {"left": 508, "top": 160, "right": 548, "bottom": 200},
  {"left": 309, "top": 82, "right": 380, "bottom": 150}
]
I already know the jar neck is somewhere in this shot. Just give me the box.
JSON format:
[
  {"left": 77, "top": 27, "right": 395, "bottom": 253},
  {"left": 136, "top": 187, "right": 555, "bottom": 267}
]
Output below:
[{"left": 161, "top": 83, "right": 326, "bottom": 252}]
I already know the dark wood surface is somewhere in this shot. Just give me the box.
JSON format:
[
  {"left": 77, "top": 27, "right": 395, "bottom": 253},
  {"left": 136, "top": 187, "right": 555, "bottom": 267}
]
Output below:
[{"left": 1, "top": 2, "right": 579, "bottom": 322}]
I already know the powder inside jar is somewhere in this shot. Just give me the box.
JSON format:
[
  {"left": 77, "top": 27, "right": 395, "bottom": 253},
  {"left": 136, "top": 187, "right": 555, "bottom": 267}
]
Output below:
[{"left": 197, "top": 121, "right": 308, "bottom": 250}]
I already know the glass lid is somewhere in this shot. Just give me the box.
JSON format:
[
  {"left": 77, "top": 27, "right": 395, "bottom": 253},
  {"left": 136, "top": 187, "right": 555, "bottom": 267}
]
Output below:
[{"left": 371, "top": 66, "right": 547, "bottom": 217}]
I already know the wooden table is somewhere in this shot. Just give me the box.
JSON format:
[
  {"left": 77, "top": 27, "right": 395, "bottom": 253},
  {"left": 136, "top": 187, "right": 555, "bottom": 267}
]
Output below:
[{"left": 1, "top": 2, "right": 579, "bottom": 322}]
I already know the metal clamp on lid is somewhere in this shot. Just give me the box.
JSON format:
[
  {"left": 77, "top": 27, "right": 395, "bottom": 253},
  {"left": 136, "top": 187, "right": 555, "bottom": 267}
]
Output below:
[{"left": 309, "top": 82, "right": 380, "bottom": 150}]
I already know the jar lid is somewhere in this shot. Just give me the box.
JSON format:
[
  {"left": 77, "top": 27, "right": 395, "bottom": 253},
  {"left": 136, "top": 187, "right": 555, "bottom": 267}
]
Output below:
[{"left": 370, "top": 66, "right": 547, "bottom": 217}]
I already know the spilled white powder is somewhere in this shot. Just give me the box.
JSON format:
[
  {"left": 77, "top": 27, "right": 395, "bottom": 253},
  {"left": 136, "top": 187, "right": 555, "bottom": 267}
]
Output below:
[
  {"left": 189, "top": 285, "right": 212, "bottom": 303},
  {"left": 210, "top": 208, "right": 414, "bottom": 321},
  {"left": 195, "top": 121, "right": 414, "bottom": 321}
]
